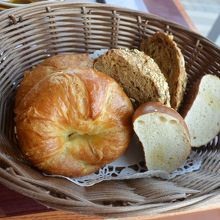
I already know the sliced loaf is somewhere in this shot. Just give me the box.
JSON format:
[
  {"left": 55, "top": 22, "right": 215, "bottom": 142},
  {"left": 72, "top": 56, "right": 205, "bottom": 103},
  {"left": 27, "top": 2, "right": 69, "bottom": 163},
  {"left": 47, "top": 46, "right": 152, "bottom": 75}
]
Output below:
[
  {"left": 94, "top": 48, "right": 170, "bottom": 107},
  {"left": 183, "top": 74, "right": 220, "bottom": 147},
  {"left": 133, "top": 102, "right": 191, "bottom": 172},
  {"left": 140, "top": 32, "right": 187, "bottom": 110}
]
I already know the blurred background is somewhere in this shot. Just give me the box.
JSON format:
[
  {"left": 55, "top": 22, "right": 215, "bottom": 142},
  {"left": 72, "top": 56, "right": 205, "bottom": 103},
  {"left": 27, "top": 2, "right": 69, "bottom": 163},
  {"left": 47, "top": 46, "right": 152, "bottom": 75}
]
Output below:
[
  {"left": 181, "top": 0, "right": 220, "bottom": 46},
  {"left": 107, "top": 0, "right": 220, "bottom": 46}
]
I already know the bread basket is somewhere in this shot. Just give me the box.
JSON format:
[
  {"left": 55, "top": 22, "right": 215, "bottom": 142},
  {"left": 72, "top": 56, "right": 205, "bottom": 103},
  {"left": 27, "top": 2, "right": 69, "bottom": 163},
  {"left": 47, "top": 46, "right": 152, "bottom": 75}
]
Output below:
[{"left": 0, "top": 2, "right": 220, "bottom": 217}]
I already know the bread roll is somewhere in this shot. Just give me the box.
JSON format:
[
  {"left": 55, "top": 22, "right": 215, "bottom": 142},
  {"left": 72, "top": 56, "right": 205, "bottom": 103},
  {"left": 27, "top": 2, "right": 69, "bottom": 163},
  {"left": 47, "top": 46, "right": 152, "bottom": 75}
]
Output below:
[
  {"left": 133, "top": 102, "right": 191, "bottom": 172},
  {"left": 15, "top": 67, "right": 133, "bottom": 177},
  {"left": 183, "top": 74, "right": 220, "bottom": 147},
  {"left": 94, "top": 48, "right": 171, "bottom": 107},
  {"left": 140, "top": 32, "right": 187, "bottom": 110}
]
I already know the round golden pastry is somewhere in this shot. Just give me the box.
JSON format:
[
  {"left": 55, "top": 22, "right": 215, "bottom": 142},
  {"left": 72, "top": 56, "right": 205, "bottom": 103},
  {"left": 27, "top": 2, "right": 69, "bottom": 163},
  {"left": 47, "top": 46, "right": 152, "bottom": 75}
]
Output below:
[
  {"left": 15, "top": 53, "right": 93, "bottom": 107},
  {"left": 15, "top": 55, "right": 133, "bottom": 177}
]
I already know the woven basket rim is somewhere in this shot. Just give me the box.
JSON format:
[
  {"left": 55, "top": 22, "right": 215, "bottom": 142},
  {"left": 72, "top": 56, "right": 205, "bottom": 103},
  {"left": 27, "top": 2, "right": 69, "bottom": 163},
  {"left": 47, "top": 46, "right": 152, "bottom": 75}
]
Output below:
[
  {"left": 0, "top": 2, "right": 220, "bottom": 218},
  {"left": 0, "top": 1, "right": 219, "bottom": 49}
]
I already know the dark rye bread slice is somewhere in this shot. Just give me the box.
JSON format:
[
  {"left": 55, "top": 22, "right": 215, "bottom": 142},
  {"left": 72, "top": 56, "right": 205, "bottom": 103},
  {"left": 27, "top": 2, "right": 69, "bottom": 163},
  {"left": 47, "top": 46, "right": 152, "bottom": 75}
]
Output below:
[
  {"left": 140, "top": 32, "right": 187, "bottom": 110},
  {"left": 94, "top": 48, "right": 170, "bottom": 107}
]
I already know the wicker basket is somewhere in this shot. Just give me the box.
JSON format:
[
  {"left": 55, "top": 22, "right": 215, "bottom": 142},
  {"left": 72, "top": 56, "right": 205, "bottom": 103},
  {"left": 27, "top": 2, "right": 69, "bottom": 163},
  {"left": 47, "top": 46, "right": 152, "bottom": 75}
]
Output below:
[{"left": 0, "top": 2, "right": 220, "bottom": 218}]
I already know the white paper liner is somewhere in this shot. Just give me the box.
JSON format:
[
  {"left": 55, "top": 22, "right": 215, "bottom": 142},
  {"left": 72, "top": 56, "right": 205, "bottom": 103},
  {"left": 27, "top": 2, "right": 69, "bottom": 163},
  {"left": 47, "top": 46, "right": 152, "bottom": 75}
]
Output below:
[
  {"left": 44, "top": 135, "right": 202, "bottom": 186},
  {"left": 89, "top": 48, "right": 109, "bottom": 59}
]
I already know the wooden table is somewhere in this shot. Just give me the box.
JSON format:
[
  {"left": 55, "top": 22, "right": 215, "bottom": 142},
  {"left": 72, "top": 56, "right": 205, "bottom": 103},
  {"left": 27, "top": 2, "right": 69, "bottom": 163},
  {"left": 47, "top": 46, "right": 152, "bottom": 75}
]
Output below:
[{"left": 1, "top": 0, "right": 215, "bottom": 219}]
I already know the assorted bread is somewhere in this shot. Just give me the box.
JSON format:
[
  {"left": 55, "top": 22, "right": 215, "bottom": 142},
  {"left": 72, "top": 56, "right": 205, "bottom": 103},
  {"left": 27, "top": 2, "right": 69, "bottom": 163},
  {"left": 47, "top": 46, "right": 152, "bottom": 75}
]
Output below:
[
  {"left": 140, "top": 32, "right": 187, "bottom": 110},
  {"left": 133, "top": 102, "right": 191, "bottom": 172},
  {"left": 14, "top": 32, "right": 220, "bottom": 176}
]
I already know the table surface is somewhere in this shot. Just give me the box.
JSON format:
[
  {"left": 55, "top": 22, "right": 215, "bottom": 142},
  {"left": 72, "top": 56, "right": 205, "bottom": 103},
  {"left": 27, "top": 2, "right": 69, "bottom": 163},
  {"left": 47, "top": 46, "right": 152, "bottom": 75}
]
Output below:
[{"left": 0, "top": 0, "right": 215, "bottom": 219}]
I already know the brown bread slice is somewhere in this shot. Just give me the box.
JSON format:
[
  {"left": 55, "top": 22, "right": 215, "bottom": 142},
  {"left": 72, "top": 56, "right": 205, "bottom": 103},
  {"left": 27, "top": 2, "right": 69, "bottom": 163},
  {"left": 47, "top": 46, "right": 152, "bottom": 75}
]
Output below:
[
  {"left": 94, "top": 48, "right": 170, "bottom": 107},
  {"left": 140, "top": 32, "right": 187, "bottom": 110}
]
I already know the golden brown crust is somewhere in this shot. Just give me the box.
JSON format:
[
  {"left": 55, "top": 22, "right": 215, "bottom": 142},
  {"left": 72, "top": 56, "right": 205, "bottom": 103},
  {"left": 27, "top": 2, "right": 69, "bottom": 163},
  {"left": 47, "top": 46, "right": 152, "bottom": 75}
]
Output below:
[
  {"left": 140, "top": 32, "right": 187, "bottom": 110},
  {"left": 15, "top": 53, "right": 93, "bottom": 107},
  {"left": 133, "top": 102, "right": 189, "bottom": 136},
  {"left": 15, "top": 56, "right": 133, "bottom": 177},
  {"left": 41, "top": 53, "right": 93, "bottom": 70}
]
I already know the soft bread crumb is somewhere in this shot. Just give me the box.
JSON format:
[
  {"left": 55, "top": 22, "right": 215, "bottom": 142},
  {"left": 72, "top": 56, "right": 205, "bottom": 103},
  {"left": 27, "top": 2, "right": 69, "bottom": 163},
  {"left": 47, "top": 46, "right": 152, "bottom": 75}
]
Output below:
[
  {"left": 185, "top": 74, "right": 220, "bottom": 147},
  {"left": 134, "top": 112, "right": 191, "bottom": 172}
]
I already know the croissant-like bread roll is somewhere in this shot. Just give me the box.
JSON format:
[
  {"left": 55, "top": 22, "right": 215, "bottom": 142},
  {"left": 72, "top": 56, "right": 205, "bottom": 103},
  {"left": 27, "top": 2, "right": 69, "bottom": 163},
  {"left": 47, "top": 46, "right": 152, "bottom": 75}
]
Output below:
[
  {"left": 15, "top": 58, "right": 133, "bottom": 177},
  {"left": 15, "top": 53, "right": 93, "bottom": 106}
]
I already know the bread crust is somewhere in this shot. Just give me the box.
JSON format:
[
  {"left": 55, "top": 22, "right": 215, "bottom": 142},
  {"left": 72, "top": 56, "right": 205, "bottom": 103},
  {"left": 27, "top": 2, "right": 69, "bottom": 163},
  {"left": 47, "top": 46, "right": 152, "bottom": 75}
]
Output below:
[
  {"left": 15, "top": 53, "right": 93, "bottom": 107},
  {"left": 180, "top": 77, "right": 202, "bottom": 118},
  {"left": 133, "top": 102, "right": 189, "bottom": 136},
  {"left": 15, "top": 55, "right": 133, "bottom": 177}
]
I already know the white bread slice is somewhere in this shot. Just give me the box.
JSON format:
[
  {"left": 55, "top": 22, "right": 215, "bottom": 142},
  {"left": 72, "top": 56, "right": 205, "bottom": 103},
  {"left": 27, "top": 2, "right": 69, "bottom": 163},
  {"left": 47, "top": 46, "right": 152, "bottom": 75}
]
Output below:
[
  {"left": 94, "top": 48, "right": 171, "bottom": 107},
  {"left": 133, "top": 102, "right": 191, "bottom": 172},
  {"left": 183, "top": 74, "right": 220, "bottom": 147},
  {"left": 140, "top": 32, "right": 187, "bottom": 110}
]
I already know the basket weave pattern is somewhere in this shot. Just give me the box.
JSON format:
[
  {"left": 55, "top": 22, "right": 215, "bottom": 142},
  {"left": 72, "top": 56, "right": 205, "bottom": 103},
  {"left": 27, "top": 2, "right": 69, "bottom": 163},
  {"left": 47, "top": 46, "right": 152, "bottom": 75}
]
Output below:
[{"left": 0, "top": 2, "right": 220, "bottom": 217}]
